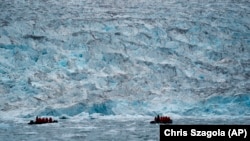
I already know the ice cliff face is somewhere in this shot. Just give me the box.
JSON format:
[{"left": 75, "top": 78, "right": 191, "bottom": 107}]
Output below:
[{"left": 0, "top": 0, "right": 249, "bottom": 118}]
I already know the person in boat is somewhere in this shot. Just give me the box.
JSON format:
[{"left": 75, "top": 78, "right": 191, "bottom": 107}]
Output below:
[
  {"left": 155, "top": 115, "right": 160, "bottom": 122},
  {"left": 49, "top": 117, "right": 52, "bottom": 123},
  {"left": 29, "top": 120, "right": 35, "bottom": 124},
  {"left": 156, "top": 115, "right": 160, "bottom": 122}
]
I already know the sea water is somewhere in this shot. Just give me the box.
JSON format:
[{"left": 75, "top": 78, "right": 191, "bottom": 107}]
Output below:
[{"left": 1, "top": 117, "right": 250, "bottom": 141}]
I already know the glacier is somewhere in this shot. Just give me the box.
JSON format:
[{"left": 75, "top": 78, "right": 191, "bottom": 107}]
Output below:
[{"left": 0, "top": 0, "right": 250, "bottom": 122}]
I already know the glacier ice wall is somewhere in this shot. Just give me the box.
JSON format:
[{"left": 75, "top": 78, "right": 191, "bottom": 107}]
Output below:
[{"left": 0, "top": 0, "right": 249, "bottom": 118}]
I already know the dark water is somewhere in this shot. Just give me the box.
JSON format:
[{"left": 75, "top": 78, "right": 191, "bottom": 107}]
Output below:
[{"left": 0, "top": 117, "right": 250, "bottom": 141}]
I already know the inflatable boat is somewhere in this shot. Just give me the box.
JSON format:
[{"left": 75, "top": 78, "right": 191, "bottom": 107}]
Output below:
[{"left": 28, "top": 116, "right": 58, "bottom": 125}]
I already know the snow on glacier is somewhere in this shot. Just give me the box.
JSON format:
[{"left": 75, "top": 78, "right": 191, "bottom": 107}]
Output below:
[{"left": 0, "top": 0, "right": 249, "bottom": 120}]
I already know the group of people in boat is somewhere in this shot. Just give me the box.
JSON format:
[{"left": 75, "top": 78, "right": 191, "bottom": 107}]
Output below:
[
  {"left": 29, "top": 116, "right": 57, "bottom": 124},
  {"left": 153, "top": 115, "right": 172, "bottom": 123}
]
